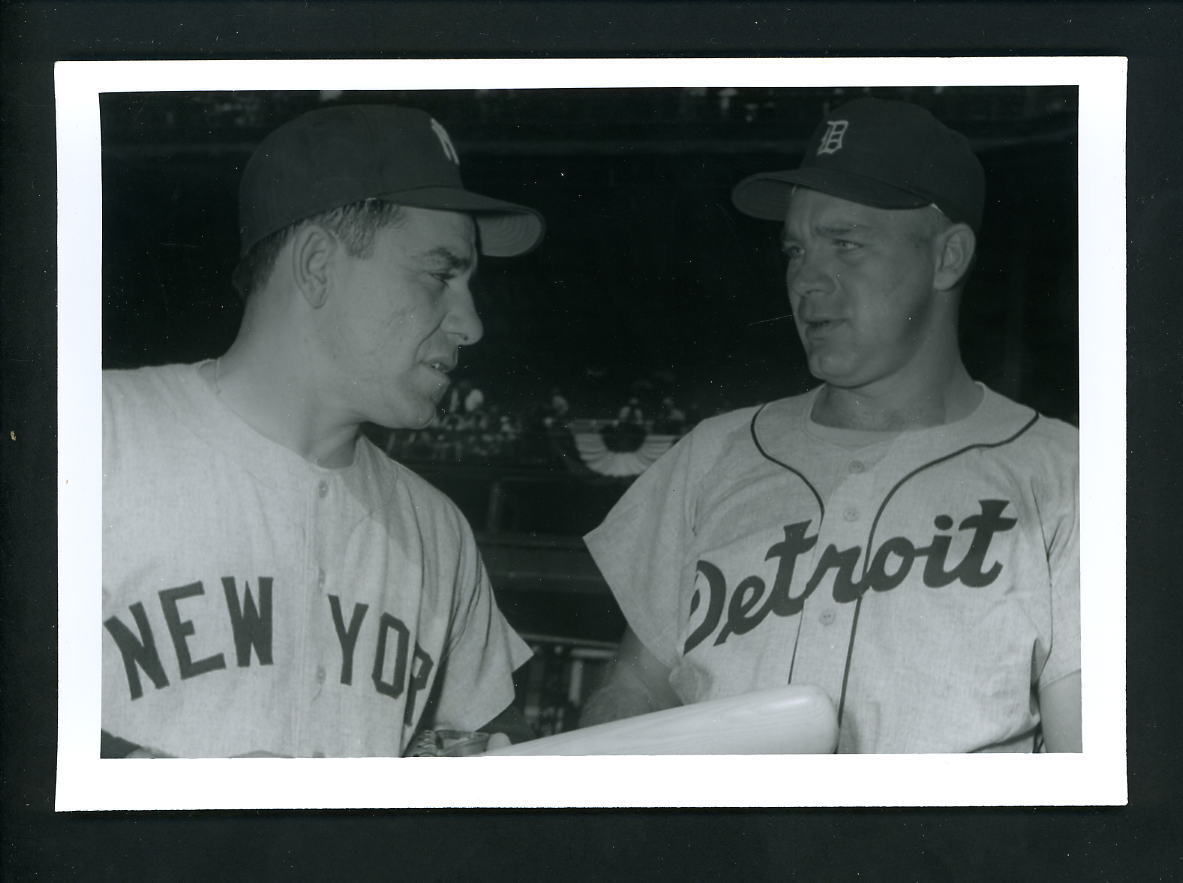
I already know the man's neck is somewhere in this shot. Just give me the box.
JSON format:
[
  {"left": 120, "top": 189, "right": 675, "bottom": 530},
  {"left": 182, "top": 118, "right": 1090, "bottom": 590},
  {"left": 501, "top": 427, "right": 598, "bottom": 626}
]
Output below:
[
  {"left": 201, "top": 344, "right": 360, "bottom": 468},
  {"left": 812, "top": 368, "right": 982, "bottom": 432}
]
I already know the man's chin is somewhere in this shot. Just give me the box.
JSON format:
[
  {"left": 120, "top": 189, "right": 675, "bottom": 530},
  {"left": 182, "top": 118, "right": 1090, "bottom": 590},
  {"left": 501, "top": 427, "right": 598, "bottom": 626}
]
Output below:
[
  {"left": 405, "top": 412, "right": 438, "bottom": 431},
  {"left": 373, "top": 402, "right": 440, "bottom": 432},
  {"left": 808, "top": 357, "right": 862, "bottom": 388}
]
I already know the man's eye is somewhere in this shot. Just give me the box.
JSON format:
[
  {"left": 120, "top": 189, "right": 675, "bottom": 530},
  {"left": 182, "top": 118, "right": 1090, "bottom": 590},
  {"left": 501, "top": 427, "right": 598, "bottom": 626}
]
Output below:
[
  {"left": 834, "top": 239, "right": 860, "bottom": 251},
  {"left": 781, "top": 244, "right": 803, "bottom": 261}
]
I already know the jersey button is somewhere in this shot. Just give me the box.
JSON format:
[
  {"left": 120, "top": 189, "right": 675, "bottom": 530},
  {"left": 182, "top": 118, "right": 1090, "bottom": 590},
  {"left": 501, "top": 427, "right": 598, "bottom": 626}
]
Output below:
[
  {"left": 849, "top": 460, "right": 865, "bottom": 474},
  {"left": 819, "top": 610, "right": 836, "bottom": 626},
  {"left": 315, "top": 665, "right": 326, "bottom": 684},
  {"left": 317, "top": 568, "right": 326, "bottom": 589},
  {"left": 317, "top": 481, "right": 329, "bottom": 498},
  {"left": 843, "top": 507, "right": 859, "bottom": 522}
]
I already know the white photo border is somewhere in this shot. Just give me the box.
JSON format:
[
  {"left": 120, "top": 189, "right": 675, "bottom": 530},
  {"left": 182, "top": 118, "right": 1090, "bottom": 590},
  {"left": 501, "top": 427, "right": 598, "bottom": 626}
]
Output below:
[{"left": 56, "top": 56, "right": 1127, "bottom": 811}]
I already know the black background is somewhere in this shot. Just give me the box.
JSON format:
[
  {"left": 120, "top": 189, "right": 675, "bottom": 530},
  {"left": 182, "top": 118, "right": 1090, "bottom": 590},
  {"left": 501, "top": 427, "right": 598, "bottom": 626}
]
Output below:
[{"left": 3, "top": 2, "right": 1181, "bottom": 880}]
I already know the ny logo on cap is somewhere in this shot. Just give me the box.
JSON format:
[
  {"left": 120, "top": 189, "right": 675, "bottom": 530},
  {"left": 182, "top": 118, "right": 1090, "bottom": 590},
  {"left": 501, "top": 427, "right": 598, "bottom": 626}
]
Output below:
[
  {"left": 817, "top": 119, "right": 849, "bottom": 156},
  {"left": 430, "top": 118, "right": 460, "bottom": 166}
]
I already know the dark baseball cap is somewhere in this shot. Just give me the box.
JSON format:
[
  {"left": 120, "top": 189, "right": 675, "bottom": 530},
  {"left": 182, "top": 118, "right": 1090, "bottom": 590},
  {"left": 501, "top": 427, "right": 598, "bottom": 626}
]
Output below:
[
  {"left": 238, "top": 104, "right": 545, "bottom": 257},
  {"left": 731, "top": 97, "right": 985, "bottom": 231}
]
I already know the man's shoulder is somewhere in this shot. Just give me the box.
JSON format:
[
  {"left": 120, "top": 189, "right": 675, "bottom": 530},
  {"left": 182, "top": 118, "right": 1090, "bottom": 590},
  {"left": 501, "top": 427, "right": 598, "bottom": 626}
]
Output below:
[
  {"left": 103, "top": 362, "right": 198, "bottom": 408},
  {"left": 103, "top": 362, "right": 193, "bottom": 382},
  {"left": 980, "top": 388, "right": 1078, "bottom": 457},
  {"left": 684, "top": 391, "right": 813, "bottom": 452},
  {"left": 1028, "top": 412, "right": 1078, "bottom": 455},
  {"left": 689, "top": 404, "right": 761, "bottom": 439},
  {"left": 103, "top": 365, "right": 217, "bottom": 492},
  {"left": 355, "top": 438, "right": 474, "bottom": 528}
]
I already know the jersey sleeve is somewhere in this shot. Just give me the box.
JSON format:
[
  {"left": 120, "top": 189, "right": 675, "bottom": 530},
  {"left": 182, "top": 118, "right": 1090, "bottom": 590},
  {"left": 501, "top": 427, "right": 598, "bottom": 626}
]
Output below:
[
  {"left": 429, "top": 520, "right": 532, "bottom": 732},
  {"left": 1035, "top": 428, "right": 1081, "bottom": 691},
  {"left": 584, "top": 430, "right": 703, "bottom": 668}
]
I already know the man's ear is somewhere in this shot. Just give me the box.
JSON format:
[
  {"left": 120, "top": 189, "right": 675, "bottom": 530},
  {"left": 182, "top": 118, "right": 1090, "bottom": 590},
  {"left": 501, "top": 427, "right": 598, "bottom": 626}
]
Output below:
[
  {"left": 290, "top": 224, "right": 337, "bottom": 308},
  {"left": 933, "top": 222, "right": 976, "bottom": 292}
]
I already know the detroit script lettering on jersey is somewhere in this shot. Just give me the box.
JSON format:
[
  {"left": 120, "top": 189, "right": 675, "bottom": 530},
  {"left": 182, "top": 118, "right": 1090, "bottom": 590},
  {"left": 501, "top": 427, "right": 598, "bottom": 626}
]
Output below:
[
  {"left": 104, "top": 578, "right": 435, "bottom": 727},
  {"left": 684, "top": 498, "right": 1017, "bottom": 652}
]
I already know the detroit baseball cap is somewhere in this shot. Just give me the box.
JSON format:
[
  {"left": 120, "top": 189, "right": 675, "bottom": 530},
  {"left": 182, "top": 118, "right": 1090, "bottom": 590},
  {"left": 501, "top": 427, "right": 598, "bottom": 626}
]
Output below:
[
  {"left": 238, "top": 104, "right": 545, "bottom": 257},
  {"left": 731, "top": 97, "right": 985, "bottom": 232}
]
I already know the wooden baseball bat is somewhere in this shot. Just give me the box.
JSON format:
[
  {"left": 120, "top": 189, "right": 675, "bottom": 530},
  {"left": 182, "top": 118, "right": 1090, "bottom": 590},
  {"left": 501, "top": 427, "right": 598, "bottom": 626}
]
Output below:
[{"left": 484, "top": 685, "right": 837, "bottom": 755}]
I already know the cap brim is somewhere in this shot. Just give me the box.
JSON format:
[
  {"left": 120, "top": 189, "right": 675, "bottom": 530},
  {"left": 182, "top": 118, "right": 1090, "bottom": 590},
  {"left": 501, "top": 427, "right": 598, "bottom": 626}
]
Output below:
[
  {"left": 732, "top": 168, "right": 932, "bottom": 221},
  {"left": 378, "top": 185, "right": 545, "bottom": 257}
]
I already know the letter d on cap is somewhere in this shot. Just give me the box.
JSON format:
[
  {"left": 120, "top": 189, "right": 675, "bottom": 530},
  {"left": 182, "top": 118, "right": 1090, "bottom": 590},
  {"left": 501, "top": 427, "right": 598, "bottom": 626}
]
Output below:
[{"left": 817, "top": 120, "right": 849, "bottom": 156}]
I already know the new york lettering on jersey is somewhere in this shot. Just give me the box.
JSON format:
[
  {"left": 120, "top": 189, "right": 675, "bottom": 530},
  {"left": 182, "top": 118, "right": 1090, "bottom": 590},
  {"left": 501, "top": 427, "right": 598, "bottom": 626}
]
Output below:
[{"left": 104, "top": 575, "right": 438, "bottom": 724}]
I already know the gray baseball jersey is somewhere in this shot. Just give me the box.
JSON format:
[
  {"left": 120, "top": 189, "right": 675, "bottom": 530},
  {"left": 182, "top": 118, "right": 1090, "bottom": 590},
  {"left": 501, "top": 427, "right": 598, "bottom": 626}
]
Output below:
[
  {"left": 585, "top": 385, "right": 1079, "bottom": 753},
  {"left": 102, "top": 363, "right": 531, "bottom": 757}
]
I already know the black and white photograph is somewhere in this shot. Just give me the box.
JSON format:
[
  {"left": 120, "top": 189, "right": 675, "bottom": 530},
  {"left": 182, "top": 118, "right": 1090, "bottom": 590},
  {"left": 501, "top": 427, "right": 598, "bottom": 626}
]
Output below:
[
  {"left": 6, "top": 0, "right": 1181, "bottom": 874},
  {"left": 54, "top": 58, "right": 1124, "bottom": 810}
]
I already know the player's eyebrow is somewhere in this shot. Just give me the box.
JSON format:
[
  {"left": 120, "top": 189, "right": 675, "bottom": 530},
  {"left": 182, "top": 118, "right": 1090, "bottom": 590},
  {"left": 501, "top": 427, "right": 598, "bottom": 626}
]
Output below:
[
  {"left": 815, "top": 221, "right": 870, "bottom": 237},
  {"left": 414, "top": 246, "right": 475, "bottom": 273},
  {"left": 780, "top": 220, "right": 871, "bottom": 247}
]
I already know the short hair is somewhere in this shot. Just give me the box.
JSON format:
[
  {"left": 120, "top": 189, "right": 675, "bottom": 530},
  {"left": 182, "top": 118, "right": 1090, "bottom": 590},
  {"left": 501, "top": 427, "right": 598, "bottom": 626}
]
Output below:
[{"left": 232, "top": 198, "right": 406, "bottom": 299}]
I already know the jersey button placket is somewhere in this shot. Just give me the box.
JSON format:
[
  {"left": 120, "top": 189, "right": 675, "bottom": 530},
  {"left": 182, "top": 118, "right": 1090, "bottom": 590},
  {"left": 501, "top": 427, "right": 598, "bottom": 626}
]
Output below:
[
  {"left": 298, "top": 477, "right": 331, "bottom": 754},
  {"left": 797, "top": 476, "right": 873, "bottom": 696}
]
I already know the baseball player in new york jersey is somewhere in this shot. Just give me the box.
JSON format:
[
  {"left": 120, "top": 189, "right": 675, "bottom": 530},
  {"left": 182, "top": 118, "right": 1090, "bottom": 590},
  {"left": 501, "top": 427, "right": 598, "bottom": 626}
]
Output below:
[
  {"left": 581, "top": 98, "right": 1081, "bottom": 753},
  {"left": 102, "top": 105, "right": 544, "bottom": 757}
]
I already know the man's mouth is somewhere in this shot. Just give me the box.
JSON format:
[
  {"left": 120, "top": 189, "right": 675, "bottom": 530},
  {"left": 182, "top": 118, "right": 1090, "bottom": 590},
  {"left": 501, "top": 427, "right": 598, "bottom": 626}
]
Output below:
[
  {"left": 803, "top": 318, "right": 840, "bottom": 334},
  {"left": 424, "top": 358, "right": 455, "bottom": 380}
]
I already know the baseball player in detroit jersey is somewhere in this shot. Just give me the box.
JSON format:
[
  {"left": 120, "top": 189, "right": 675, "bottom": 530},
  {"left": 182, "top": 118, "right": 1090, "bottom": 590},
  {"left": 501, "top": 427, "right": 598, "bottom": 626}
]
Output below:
[
  {"left": 582, "top": 98, "right": 1081, "bottom": 753},
  {"left": 102, "top": 105, "right": 543, "bottom": 757}
]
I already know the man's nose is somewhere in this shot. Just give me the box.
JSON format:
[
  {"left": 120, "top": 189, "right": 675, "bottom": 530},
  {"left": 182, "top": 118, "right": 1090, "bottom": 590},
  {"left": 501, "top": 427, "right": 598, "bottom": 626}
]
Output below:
[
  {"left": 787, "top": 252, "right": 836, "bottom": 302},
  {"left": 445, "top": 284, "right": 484, "bottom": 346}
]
